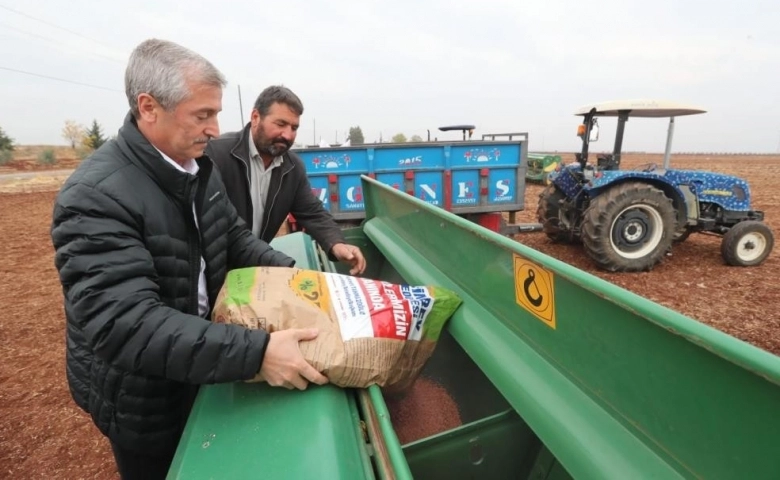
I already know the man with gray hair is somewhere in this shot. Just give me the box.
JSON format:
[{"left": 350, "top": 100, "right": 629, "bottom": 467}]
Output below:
[
  {"left": 51, "top": 39, "right": 327, "bottom": 479},
  {"left": 207, "top": 85, "right": 367, "bottom": 275}
]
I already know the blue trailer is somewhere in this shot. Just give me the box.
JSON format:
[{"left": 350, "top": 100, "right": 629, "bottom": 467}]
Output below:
[{"left": 291, "top": 133, "right": 541, "bottom": 234}]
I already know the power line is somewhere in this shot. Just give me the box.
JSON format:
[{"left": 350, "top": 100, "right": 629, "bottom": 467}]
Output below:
[
  {"left": 0, "top": 21, "right": 58, "bottom": 45},
  {"left": 0, "top": 3, "right": 119, "bottom": 52},
  {"left": 0, "top": 66, "right": 121, "bottom": 92},
  {"left": 0, "top": 21, "right": 123, "bottom": 64}
]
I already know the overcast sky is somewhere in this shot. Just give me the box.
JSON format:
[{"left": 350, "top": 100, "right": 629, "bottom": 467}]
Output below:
[{"left": 1, "top": 0, "right": 779, "bottom": 153}]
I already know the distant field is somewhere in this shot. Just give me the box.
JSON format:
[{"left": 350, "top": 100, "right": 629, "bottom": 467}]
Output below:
[{"left": 0, "top": 145, "right": 82, "bottom": 174}]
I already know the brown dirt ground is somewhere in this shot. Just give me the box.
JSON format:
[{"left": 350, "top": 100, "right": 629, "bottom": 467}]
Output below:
[{"left": 0, "top": 151, "right": 778, "bottom": 478}]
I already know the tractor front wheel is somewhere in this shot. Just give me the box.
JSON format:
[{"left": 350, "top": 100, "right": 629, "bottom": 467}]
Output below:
[
  {"left": 721, "top": 221, "right": 774, "bottom": 266},
  {"left": 582, "top": 182, "right": 676, "bottom": 272}
]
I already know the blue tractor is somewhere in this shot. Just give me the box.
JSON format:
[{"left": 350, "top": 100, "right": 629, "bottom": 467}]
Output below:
[{"left": 537, "top": 100, "right": 774, "bottom": 272}]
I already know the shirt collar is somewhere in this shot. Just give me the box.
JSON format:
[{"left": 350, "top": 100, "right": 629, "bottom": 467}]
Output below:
[
  {"left": 154, "top": 147, "right": 199, "bottom": 176},
  {"left": 247, "top": 135, "right": 284, "bottom": 167},
  {"left": 248, "top": 133, "right": 261, "bottom": 160}
]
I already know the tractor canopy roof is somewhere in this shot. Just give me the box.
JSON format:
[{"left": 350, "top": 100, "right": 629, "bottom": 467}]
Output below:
[
  {"left": 438, "top": 124, "right": 476, "bottom": 132},
  {"left": 574, "top": 100, "right": 707, "bottom": 118}
]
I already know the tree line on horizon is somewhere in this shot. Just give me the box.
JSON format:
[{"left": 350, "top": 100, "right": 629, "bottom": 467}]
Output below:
[{"left": 0, "top": 120, "right": 108, "bottom": 165}]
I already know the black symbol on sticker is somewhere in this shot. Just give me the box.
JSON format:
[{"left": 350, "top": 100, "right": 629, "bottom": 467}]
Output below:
[{"left": 523, "top": 269, "right": 543, "bottom": 308}]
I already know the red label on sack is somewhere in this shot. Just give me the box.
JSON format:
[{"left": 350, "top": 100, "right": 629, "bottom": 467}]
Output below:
[{"left": 358, "top": 279, "right": 411, "bottom": 341}]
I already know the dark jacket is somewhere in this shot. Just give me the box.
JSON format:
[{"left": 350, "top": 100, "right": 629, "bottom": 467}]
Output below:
[
  {"left": 205, "top": 124, "right": 345, "bottom": 257},
  {"left": 50, "top": 112, "right": 295, "bottom": 455}
]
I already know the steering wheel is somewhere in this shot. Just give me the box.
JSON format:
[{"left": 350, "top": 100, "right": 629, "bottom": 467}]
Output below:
[{"left": 641, "top": 163, "right": 657, "bottom": 172}]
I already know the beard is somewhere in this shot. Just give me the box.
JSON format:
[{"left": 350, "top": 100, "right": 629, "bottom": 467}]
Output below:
[{"left": 252, "top": 125, "right": 292, "bottom": 157}]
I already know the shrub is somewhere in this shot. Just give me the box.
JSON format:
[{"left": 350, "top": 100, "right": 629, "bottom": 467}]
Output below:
[
  {"left": 37, "top": 148, "right": 56, "bottom": 165},
  {"left": 0, "top": 149, "right": 12, "bottom": 165},
  {"left": 0, "top": 126, "right": 13, "bottom": 152}
]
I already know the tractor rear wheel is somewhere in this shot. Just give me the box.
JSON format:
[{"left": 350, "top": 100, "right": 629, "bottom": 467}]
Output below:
[
  {"left": 537, "top": 184, "right": 573, "bottom": 242},
  {"left": 582, "top": 182, "right": 675, "bottom": 272},
  {"left": 721, "top": 221, "right": 774, "bottom": 266},
  {"left": 673, "top": 227, "right": 691, "bottom": 243}
]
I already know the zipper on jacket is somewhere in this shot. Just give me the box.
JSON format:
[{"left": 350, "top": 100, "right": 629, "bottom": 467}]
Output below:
[
  {"left": 185, "top": 178, "right": 201, "bottom": 316},
  {"left": 229, "top": 149, "right": 252, "bottom": 224},
  {"left": 234, "top": 154, "right": 254, "bottom": 231},
  {"left": 227, "top": 132, "right": 254, "bottom": 230},
  {"left": 259, "top": 166, "right": 290, "bottom": 239},
  {"left": 194, "top": 169, "right": 212, "bottom": 316},
  {"left": 241, "top": 159, "right": 252, "bottom": 224}
]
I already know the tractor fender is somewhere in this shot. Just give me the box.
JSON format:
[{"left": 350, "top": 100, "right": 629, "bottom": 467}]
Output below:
[
  {"left": 662, "top": 170, "right": 753, "bottom": 212},
  {"left": 585, "top": 172, "right": 689, "bottom": 227}
]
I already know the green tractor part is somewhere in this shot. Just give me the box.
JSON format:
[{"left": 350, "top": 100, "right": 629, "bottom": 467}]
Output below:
[
  {"left": 168, "top": 176, "right": 780, "bottom": 480},
  {"left": 526, "top": 153, "right": 563, "bottom": 185},
  {"left": 478, "top": 131, "right": 562, "bottom": 185}
]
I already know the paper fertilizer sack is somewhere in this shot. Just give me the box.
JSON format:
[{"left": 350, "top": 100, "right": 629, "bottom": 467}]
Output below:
[{"left": 212, "top": 266, "right": 463, "bottom": 391}]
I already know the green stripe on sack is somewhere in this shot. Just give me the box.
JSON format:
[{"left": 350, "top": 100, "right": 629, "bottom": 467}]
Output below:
[
  {"left": 223, "top": 268, "right": 255, "bottom": 306},
  {"left": 421, "top": 286, "right": 463, "bottom": 341}
]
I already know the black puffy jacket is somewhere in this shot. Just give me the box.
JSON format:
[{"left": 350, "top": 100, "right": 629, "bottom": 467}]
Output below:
[{"left": 50, "top": 112, "right": 295, "bottom": 455}]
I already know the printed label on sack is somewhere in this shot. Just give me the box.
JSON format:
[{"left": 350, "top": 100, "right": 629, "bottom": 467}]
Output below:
[
  {"left": 401, "top": 285, "right": 434, "bottom": 341},
  {"left": 324, "top": 274, "right": 434, "bottom": 342},
  {"left": 289, "top": 269, "right": 332, "bottom": 313}
]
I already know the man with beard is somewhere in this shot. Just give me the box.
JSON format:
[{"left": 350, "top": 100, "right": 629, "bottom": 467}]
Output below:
[{"left": 207, "top": 85, "right": 366, "bottom": 275}]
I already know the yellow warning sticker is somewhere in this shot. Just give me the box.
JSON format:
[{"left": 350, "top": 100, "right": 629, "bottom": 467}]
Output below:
[{"left": 513, "top": 254, "right": 556, "bottom": 329}]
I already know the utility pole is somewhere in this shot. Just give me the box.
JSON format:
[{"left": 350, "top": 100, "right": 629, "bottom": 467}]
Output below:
[{"left": 237, "top": 85, "right": 245, "bottom": 125}]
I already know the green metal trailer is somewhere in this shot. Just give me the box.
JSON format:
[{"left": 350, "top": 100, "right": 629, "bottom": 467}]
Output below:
[{"left": 167, "top": 176, "right": 780, "bottom": 479}]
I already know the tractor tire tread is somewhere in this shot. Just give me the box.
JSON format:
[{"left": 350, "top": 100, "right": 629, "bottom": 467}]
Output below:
[
  {"left": 581, "top": 182, "right": 675, "bottom": 272},
  {"left": 536, "top": 184, "right": 573, "bottom": 243}
]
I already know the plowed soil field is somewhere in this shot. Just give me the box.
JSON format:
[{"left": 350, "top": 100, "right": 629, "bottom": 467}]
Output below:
[{"left": 1, "top": 152, "right": 778, "bottom": 479}]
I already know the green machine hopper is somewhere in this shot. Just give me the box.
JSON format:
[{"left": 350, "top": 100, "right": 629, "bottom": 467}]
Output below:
[
  {"left": 167, "top": 177, "right": 780, "bottom": 479},
  {"left": 526, "top": 153, "right": 562, "bottom": 185},
  {"left": 478, "top": 132, "right": 561, "bottom": 185}
]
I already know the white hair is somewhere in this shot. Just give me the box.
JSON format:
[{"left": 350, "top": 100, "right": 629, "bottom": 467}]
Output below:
[{"left": 125, "top": 39, "right": 227, "bottom": 118}]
